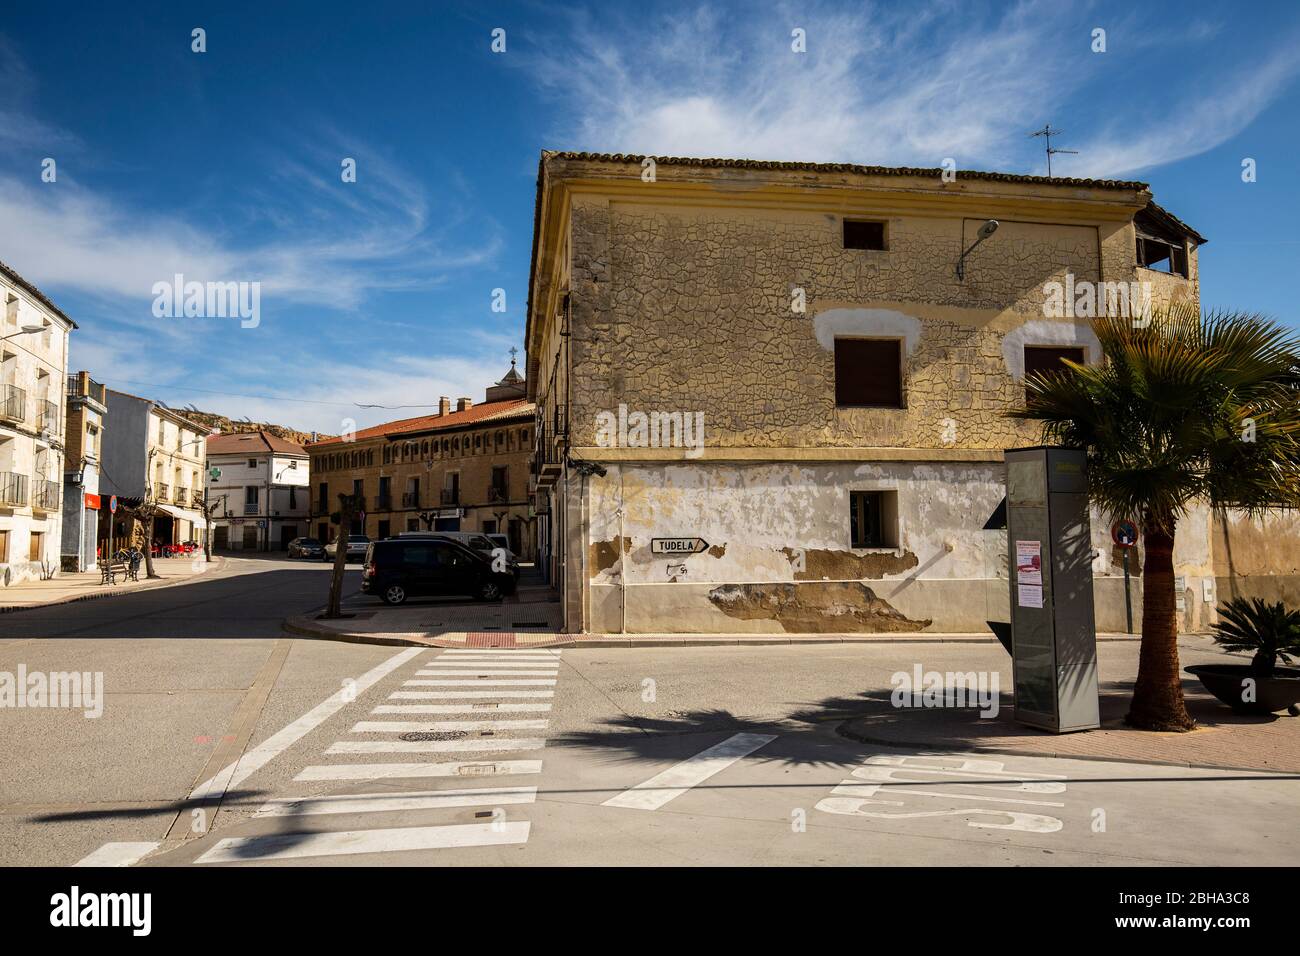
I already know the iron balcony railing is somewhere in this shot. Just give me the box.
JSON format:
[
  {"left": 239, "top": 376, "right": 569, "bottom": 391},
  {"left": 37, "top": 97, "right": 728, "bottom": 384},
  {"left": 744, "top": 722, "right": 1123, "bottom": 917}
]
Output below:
[
  {"left": 37, "top": 398, "right": 58, "bottom": 433},
  {"left": 0, "top": 472, "right": 28, "bottom": 507},
  {"left": 175, "top": 487, "right": 189, "bottom": 506},
  {"left": 488, "top": 485, "right": 508, "bottom": 503},
  {"left": 376, "top": 493, "right": 393, "bottom": 511},
  {"left": 66, "top": 375, "right": 107, "bottom": 404},
  {"left": 154, "top": 482, "right": 170, "bottom": 502},
  {"left": 401, "top": 491, "right": 420, "bottom": 508},
  {"left": 0, "top": 383, "right": 27, "bottom": 424},
  {"left": 32, "top": 478, "right": 60, "bottom": 512},
  {"left": 243, "top": 500, "right": 258, "bottom": 515},
  {"left": 440, "top": 488, "right": 459, "bottom": 506}
]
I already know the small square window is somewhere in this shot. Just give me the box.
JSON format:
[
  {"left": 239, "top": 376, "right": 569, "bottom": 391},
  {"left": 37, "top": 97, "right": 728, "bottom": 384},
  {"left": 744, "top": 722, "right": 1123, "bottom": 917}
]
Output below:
[
  {"left": 835, "top": 338, "right": 903, "bottom": 407},
  {"left": 247, "top": 458, "right": 258, "bottom": 468},
  {"left": 843, "top": 219, "right": 887, "bottom": 251},
  {"left": 850, "top": 490, "right": 899, "bottom": 549}
]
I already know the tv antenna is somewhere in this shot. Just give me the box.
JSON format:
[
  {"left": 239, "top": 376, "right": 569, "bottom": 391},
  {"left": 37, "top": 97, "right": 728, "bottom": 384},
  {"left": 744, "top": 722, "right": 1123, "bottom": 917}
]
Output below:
[{"left": 1029, "top": 124, "right": 1078, "bottom": 178}]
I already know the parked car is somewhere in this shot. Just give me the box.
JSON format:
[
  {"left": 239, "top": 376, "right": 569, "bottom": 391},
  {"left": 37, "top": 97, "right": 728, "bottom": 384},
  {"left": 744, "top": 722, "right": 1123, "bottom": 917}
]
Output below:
[
  {"left": 287, "top": 537, "right": 324, "bottom": 559},
  {"left": 324, "top": 534, "right": 370, "bottom": 562},
  {"left": 362, "top": 537, "right": 517, "bottom": 605},
  {"left": 395, "top": 531, "right": 519, "bottom": 577}
]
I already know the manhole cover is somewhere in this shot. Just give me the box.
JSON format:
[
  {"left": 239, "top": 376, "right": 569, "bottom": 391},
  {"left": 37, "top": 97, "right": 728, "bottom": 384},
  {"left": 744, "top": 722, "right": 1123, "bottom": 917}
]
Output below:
[{"left": 399, "top": 731, "right": 469, "bottom": 742}]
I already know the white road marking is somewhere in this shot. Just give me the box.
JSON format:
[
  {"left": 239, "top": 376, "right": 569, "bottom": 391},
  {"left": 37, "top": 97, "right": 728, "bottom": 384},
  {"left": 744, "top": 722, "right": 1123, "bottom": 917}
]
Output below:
[
  {"left": 433, "top": 654, "right": 562, "bottom": 661},
  {"left": 294, "top": 760, "right": 542, "bottom": 781},
  {"left": 415, "top": 669, "right": 559, "bottom": 677},
  {"left": 350, "top": 719, "right": 549, "bottom": 732},
  {"left": 326, "top": 738, "right": 546, "bottom": 754},
  {"left": 442, "top": 649, "right": 562, "bottom": 655},
  {"left": 404, "top": 679, "right": 556, "bottom": 686},
  {"left": 252, "top": 786, "right": 537, "bottom": 818},
  {"left": 390, "top": 690, "right": 554, "bottom": 699},
  {"left": 74, "top": 842, "right": 160, "bottom": 867},
  {"left": 602, "top": 732, "right": 778, "bottom": 811},
  {"left": 189, "top": 647, "right": 425, "bottom": 801},
  {"left": 196, "top": 822, "right": 530, "bottom": 863},
  {"left": 372, "top": 703, "right": 551, "bottom": 714}
]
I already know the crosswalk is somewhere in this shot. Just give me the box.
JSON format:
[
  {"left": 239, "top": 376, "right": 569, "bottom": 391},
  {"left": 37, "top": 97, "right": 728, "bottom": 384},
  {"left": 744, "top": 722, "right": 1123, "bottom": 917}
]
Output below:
[{"left": 194, "top": 648, "right": 565, "bottom": 864}]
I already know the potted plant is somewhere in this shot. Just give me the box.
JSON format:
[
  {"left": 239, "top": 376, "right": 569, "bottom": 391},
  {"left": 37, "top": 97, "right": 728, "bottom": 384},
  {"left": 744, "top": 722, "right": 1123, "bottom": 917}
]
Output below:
[{"left": 1185, "top": 597, "right": 1300, "bottom": 715}]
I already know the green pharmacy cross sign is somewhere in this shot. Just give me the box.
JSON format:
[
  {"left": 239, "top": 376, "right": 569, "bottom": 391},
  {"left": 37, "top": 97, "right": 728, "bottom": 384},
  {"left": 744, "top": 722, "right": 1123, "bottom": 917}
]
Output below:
[{"left": 209, "top": 467, "right": 221, "bottom": 479}]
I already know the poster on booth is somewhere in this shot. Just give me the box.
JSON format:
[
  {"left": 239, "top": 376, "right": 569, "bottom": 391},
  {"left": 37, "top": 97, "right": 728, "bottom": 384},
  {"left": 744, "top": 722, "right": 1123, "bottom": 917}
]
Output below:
[{"left": 1015, "top": 539, "right": 1043, "bottom": 608}]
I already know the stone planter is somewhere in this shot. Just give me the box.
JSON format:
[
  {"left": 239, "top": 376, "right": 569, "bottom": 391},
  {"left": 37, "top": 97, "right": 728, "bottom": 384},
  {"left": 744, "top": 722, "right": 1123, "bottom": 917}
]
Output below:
[{"left": 1185, "top": 664, "right": 1300, "bottom": 715}]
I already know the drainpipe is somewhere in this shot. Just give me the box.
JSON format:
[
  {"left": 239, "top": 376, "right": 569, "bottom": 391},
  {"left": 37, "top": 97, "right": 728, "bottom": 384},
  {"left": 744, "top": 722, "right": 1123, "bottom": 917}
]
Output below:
[{"left": 619, "top": 468, "right": 626, "bottom": 635}]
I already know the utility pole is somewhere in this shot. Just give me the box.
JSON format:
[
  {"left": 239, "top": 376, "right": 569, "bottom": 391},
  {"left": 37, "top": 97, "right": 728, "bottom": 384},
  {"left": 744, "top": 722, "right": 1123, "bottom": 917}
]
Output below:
[{"left": 1028, "top": 124, "right": 1078, "bottom": 178}]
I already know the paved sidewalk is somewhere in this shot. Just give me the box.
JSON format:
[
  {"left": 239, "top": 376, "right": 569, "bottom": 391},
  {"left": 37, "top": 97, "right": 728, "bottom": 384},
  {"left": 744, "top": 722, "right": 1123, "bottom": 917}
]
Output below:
[
  {"left": 839, "top": 633, "right": 1300, "bottom": 773},
  {"left": 0, "top": 554, "right": 225, "bottom": 612}
]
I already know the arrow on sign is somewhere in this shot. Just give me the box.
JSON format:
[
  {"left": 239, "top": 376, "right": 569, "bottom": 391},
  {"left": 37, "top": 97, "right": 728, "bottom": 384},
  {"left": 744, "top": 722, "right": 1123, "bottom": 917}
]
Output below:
[{"left": 650, "top": 537, "right": 711, "bottom": 555}]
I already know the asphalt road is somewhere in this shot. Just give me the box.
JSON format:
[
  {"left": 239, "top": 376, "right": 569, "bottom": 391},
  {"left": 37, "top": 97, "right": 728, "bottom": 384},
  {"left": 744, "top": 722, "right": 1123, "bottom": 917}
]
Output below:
[
  {"left": 0, "top": 555, "right": 357, "bottom": 639},
  {"left": 2, "top": 613, "right": 1297, "bottom": 866}
]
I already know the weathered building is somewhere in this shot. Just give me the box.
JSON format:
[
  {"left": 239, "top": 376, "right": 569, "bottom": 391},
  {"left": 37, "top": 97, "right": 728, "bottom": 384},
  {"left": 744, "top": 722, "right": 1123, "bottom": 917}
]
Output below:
[
  {"left": 525, "top": 151, "right": 1240, "bottom": 635},
  {"left": 306, "top": 362, "right": 536, "bottom": 558},
  {"left": 0, "top": 261, "right": 75, "bottom": 584},
  {"left": 99, "top": 389, "right": 209, "bottom": 550}
]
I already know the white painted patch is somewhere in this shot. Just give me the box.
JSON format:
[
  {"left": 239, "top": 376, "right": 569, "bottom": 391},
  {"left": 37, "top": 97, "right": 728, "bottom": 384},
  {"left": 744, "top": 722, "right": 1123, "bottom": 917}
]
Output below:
[
  {"left": 74, "top": 842, "right": 160, "bottom": 867},
  {"left": 252, "top": 787, "right": 537, "bottom": 818},
  {"left": 325, "top": 738, "right": 546, "bottom": 754},
  {"left": 811, "top": 307, "right": 923, "bottom": 355},
  {"left": 294, "top": 760, "right": 543, "bottom": 781},
  {"left": 195, "top": 822, "right": 530, "bottom": 863},
  {"left": 416, "top": 669, "right": 559, "bottom": 677},
  {"left": 602, "top": 732, "right": 778, "bottom": 811},
  {"left": 422, "top": 662, "right": 561, "bottom": 669},
  {"left": 1001, "top": 319, "right": 1101, "bottom": 380},
  {"left": 189, "top": 647, "right": 424, "bottom": 802}
]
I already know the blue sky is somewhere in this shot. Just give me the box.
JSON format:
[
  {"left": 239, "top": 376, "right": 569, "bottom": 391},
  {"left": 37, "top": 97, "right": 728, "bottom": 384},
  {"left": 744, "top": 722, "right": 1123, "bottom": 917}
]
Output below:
[{"left": 2, "top": 0, "right": 1298, "bottom": 433}]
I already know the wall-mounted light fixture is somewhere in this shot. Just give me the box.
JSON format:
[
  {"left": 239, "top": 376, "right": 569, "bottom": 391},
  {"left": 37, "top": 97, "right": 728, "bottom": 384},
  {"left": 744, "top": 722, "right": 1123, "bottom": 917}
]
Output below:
[{"left": 956, "top": 219, "right": 1000, "bottom": 281}]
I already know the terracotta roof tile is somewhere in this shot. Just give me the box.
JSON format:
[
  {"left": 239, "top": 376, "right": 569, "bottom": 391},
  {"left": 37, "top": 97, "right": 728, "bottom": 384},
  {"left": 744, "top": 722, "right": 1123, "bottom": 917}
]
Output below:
[
  {"left": 207, "top": 430, "right": 307, "bottom": 456},
  {"left": 306, "top": 399, "right": 534, "bottom": 448}
]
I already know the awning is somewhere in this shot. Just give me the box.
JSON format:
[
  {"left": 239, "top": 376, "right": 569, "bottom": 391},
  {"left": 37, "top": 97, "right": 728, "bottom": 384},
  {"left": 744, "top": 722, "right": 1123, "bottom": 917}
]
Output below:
[{"left": 155, "top": 504, "right": 206, "bottom": 528}]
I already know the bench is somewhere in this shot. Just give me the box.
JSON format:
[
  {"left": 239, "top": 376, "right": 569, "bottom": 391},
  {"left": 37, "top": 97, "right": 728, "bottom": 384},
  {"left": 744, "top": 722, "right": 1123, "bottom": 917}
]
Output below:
[{"left": 98, "top": 557, "right": 140, "bottom": 585}]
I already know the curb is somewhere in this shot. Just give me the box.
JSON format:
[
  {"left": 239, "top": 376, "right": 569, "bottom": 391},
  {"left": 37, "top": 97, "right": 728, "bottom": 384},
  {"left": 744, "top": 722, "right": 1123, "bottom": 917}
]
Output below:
[
  {"left": 281, "top": 618, "right": 576, "bottom": 648},
  {"left": 0, "top": 556, "right": 228, "bottom": 614},
  {"left": 835, "top": 720, "right": 1295, "bottom": 776}
]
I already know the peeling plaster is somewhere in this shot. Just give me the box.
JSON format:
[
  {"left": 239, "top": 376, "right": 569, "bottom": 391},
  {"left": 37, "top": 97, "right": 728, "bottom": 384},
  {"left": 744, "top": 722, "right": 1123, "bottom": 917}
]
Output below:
[
  {"left": 812, "top": 308, "right": 922, "bottom": 355},
  {"left": 708, "top": 582, "right": 932, "bottom": 632},
  {"left": 781, "top": 547, "right": 919, "bottom": 580}
]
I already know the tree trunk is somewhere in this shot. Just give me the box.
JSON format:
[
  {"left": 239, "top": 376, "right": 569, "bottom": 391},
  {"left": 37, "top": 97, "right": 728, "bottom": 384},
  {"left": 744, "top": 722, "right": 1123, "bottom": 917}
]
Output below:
[
  {"left": 143, "top": 514, "right": 159, "bottom": 578},
  {"left": 1126, "top": 518, "right": 1195, "bottom": 731},
  {"left": 324, "top": 494, "right": 357, "bottom": 619}
]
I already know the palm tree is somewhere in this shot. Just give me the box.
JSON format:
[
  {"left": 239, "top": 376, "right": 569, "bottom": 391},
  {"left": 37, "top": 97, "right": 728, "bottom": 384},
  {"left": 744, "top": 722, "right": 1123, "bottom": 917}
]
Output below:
[{"left": 1012, "top": 305, "right": 1300, "bottom": 730}]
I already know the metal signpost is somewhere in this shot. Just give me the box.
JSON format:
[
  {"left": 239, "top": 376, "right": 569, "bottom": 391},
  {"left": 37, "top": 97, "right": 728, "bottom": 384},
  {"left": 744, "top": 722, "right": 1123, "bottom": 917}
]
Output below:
[
  {"left": 1005, "top": 447, "right": 1100, "bottom": 733},
  {"left": 1111, "top": 519, "right": 1138, "bottom": 633}
]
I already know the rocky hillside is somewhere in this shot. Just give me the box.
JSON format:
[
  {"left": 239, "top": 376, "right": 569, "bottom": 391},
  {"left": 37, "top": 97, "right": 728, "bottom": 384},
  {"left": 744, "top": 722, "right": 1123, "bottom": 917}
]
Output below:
[{"left": 179, "top": 409, "right": 331, "bottom": 447}]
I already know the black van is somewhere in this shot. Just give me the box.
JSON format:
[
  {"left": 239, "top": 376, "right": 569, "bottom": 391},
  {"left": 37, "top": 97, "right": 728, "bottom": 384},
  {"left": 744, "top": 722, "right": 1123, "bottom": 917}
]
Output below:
[{"left": 361, "top": 537, "right": 516, "bottom": 605}]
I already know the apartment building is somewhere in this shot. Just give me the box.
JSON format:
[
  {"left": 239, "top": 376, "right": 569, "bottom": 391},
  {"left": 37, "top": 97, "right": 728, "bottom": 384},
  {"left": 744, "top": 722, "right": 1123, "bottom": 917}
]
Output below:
[
  {"left": 62, "top": 371, "right": 108, "bottom": 571},
  {"left": 525, "top": 151, "right": 1222, "bottom": 634},
  {"left": 99, "top": 389, "right": 209, "bottom": 550},
  {"left": 0, "top": 261, "right": 76, "bottom": 584},
  {"left": 205, "top": 430, "right": 309, "bottom": 550},
  {"left": 306, "top": 362, "right": 535, "bottom": 558}
]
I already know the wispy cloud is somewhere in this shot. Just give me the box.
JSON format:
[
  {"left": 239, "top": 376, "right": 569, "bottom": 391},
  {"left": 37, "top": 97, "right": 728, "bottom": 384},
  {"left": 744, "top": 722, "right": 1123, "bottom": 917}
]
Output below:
[{"left": 526, "top": 0, "right": 1300, "bottom": 177}]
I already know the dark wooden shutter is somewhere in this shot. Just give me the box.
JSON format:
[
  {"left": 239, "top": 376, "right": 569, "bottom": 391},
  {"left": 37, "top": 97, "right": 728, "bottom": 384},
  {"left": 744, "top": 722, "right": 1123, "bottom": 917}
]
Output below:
[{"left": 835, "top": 339, "right": 902, "bottom": 407}]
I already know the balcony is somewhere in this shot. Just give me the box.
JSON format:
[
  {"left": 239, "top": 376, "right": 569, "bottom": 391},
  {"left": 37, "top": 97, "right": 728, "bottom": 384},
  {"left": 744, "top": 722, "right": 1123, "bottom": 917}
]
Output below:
[
  {"left": 174, "top": 487, "right": 189, "bottom": 506},
  {"left": 243, "top": 501, "right": 258, "bottom": 515},
  {"left": 0, "top": 383, "right": 27, "bottom": 424},
  {"left": 440, "top": 488, "right": 459, "bottom": 506},
  {"left": 67, "top": 375, "right": 107, "bottom": 405},
  {"left": 401, "top": 491, "right": 420, "bottom": 508},
  {"left": 36, "top": 399, "right": 58, "bottom": 434},
  {"left": 376, "top": 494, "right": 393, "bottom": 511},
  {"left": 32, "top": 479, "right": 59, "bottom": 513},
  {"left": 0, "top": 472, "right": 27, "bottom": 508},
  {"left": 153, "top": 482, "right": 170, "bottom": 502},
  {"left": 488, "top": 485, "right": 508, "bottom": 504},
  {"left": 533, "top": 427, "right": 563, "bottom": 488}
]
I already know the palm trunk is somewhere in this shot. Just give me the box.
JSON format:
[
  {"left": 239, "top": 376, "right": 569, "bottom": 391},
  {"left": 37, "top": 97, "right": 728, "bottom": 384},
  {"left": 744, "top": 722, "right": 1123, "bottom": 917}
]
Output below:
[{"left": 1126, "top": 519, "right": 1195, "bottom": 730}]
